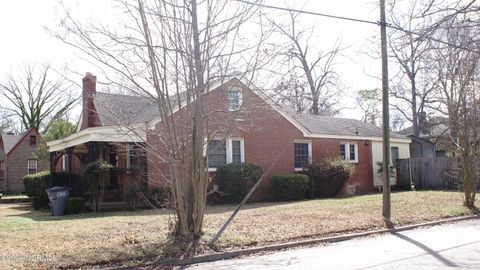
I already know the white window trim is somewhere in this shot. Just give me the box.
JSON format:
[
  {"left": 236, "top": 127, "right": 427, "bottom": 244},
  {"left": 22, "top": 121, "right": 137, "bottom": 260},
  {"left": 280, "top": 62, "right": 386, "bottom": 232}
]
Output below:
[
  {"left": 208, "top": 137, "right": 245, "bottom": 172},
  {"left": 341, "top": 143, "right": 359, "bottom": 163},
  {"left": 228, "top": 87, "right": 243, "bottom": 111},
  {"left": 294, "top": 140, "right": 312, "bottom": 171},
  {"left": 27, "top": 159, "right": 38, "bottom": 175}
]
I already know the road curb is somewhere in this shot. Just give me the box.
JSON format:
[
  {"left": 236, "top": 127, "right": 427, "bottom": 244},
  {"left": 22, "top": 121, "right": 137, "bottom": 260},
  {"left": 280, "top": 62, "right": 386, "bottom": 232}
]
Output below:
[{"left": 105, "top": 214, "right": 479, "bottom": 269}]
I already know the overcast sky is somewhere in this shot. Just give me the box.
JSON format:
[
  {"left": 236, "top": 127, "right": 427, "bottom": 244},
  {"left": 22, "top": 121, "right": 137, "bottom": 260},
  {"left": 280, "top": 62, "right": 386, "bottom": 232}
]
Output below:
[{"left": 0, "top": 0, "right": 383, "bottom": 121}]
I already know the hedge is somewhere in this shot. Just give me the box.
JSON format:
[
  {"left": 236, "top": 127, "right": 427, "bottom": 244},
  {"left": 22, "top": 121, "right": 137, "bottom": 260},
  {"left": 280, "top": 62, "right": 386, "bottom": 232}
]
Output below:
[
  {"left": 215, "top": 163, "right": 263, "bottom": 203},
  {"left": 23, "top": 171, "right": 85, "bottom": 209},
  {"left": 271, "top": 174, "right": 309, "bottom": 201}
]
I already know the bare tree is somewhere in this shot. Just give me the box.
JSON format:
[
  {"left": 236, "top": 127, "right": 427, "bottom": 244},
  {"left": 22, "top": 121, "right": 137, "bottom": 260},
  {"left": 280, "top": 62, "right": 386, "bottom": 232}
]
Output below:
[
  {"left": 0, "top": 64, "right": 77, "bottom": 131},
  {"left": 57, "top": 0, "right": 268, "bottom": 240},
  {"left": 355, "top": 88, "right": 381, "bottom": 125},
  {"left": 273, "top": 71, "right": 309, "bottom": 113},
  {"left": 428, "top": 15, "right": 480, "bottom": 208},
  {"left": 0, "top": 108, "right": 13, "bottom": 133},
  {"left": 386, "top": 0, "right": 438, "bottom": 136},
  {"left": 269, "top": 10, "right": 342, "bottom": 116}
]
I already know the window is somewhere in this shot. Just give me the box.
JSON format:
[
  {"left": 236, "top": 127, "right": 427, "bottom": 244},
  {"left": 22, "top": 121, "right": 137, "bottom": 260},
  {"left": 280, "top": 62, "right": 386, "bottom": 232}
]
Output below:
[
  {"left": 294, "top": 141, "right": 312, "bottom": 170},
  {"left": 0, "top": 161, "right": 4, "bottom": 178},
  {"left": 340, "top": 143, "right": 358, "bottom": 162},
  {"left": 27, "top": 159, "right": 37, "bottom": 175},
  {"left": 208, "top": 140, "right": 227, "bottom": 168},
  {"left": 30, "top": 135, "right": 36, "bottom": 146},
  {"left": 232, "top": 140, "right": 241, "bottom": 164},
  {"left": 228, "top": 87, "right": 243, "bottom": 111},
  {"left": 207, "top": 138, "right": 244, "bottom": 170},
  {"left": 391, "top": 147, "right": 399, "bottom": 165}
]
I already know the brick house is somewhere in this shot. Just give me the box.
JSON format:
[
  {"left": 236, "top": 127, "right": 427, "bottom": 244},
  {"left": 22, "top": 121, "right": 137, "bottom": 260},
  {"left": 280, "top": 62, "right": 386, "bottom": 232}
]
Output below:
[
  {"left": 0, "top": 129, "right": 48, "bottom": 193},
  {"left": 47, "top": 73, "right": 411, "bottom": 202}
]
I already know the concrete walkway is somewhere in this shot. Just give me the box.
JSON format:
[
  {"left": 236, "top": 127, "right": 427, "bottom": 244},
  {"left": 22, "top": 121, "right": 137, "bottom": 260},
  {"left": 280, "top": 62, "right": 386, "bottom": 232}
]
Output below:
[{"left": 186, "top": 219, "right": 480, "bottom": 270}]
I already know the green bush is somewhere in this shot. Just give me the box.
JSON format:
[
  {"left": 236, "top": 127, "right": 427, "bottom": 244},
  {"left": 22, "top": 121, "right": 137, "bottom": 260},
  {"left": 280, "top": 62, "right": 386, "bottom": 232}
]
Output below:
[
  {"left": 67, "top": 197, "right": 85, "bottom": 214},
  {"left": 271, "top": 174, "right": 309, "bottom": 201},
  {"left": 309, "top": 158, "right": 355, "bottom": 198},
  {"left": 215, "top": 163, "right": 263, "bottom": 204},
  {"left": 23, "top": 171, "right": 84, "bottom": 209},
  {"left": 32, "top": 196, "right": 47, "bottom": 210},
  {"left": 23, "top": 171, "right": 50, "bottom": 208},
  {"left": 23, "top": 171, "right": 50, "bottom": 198}
]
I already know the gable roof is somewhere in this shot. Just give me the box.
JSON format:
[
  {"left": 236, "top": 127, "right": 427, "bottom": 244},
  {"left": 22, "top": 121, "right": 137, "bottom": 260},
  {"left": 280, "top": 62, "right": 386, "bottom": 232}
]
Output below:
[
  {"left": 286, "top": 110, "right": 406, "bottom": 140},
  {"left": 77, "top": 77, "right": 409, "bottom": 143},
  {"left": 1, "top": 129, "right": 37, "bottom": 156},
  {"left": 92, "top": 92, "right": 159, "bottom": 126},
  {"left": 2, "top": 132, "right": 25, "bottom": 154}
]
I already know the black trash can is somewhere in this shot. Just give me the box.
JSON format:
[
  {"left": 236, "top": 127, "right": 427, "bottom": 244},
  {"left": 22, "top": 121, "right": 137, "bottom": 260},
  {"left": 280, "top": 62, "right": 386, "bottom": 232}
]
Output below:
[{"left": 46, "top": 187, "right": 71, "bottom": 216}]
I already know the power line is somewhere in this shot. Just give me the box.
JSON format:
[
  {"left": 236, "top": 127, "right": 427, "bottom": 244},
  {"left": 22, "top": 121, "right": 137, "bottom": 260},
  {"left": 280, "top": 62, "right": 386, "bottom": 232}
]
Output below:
[
  {"left": 236, "top": 0, "right": 480, "bottom": 55},
  {"left": 236, "top": 0, "right": 380, "bottom": 26}
]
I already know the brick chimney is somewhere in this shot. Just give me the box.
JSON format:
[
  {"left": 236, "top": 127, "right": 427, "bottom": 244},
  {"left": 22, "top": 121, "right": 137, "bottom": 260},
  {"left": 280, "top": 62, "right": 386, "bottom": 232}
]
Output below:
[{"left": 80, "top": 72, "right": 100, "bottom": 130}]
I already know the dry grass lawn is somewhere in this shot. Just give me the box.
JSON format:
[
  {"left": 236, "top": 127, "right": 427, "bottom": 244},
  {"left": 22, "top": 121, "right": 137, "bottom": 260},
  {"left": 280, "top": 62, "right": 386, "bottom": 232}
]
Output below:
[{"left": 0, "top": 191, "right": 477, "bottom": 269}]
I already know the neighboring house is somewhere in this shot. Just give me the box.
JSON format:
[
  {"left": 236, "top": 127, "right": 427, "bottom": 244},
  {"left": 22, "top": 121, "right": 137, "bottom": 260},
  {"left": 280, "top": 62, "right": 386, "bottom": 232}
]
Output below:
[
  {"left": 0, "top": 129, "right": 48, "bottom": 193},
  {"left": 47, "top": 73, "right": 411, "bottom": 202},
  {"left": 400, "top": 114, "right": 453, "bottom": 157},
  {"left": 407, "top": 135, "right": 436, "bottom": 158}
]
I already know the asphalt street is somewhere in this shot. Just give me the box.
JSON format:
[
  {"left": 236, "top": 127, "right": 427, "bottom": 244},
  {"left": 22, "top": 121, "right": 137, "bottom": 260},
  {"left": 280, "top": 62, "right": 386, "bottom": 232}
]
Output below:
[{"left": 185, "top": 218, "right": 480, "bottom": 270}]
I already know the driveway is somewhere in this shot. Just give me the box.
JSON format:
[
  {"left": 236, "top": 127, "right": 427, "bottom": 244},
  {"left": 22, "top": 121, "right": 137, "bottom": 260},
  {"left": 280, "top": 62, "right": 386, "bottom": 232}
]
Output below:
[{"left": 186, "top": 218, "right": 480, "bottom": 270}]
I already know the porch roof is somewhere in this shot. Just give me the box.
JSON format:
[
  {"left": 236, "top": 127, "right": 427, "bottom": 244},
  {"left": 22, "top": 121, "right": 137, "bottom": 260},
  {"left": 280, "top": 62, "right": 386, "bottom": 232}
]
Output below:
[{"left": 47, "top": 125, "right": 146, "bottom": 152}]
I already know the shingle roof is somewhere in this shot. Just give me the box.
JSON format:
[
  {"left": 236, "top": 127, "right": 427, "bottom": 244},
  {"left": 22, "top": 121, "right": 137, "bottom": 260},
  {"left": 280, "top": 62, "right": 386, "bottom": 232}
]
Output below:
[
  {"left": 399, "top": 117, "right": 450, "bottom": 138},
  {"left": 93, "top": 92, "right": 159, "bottom": 126},
  {"left": 91, "top": 88, "right": 407, "bottom": 140},
  {"left": 1, "top": 132, "right": 26, "bottom": 155},
  {"left": 286, "top": 110, "right": 406, "bottom": 139}
]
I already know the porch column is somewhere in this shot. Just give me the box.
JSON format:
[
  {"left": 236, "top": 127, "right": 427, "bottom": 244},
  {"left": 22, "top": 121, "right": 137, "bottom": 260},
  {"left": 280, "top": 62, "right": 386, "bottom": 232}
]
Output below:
[
  {"left": 66, "top": 147, "right": 74, "bottom": 186},
  {"left": 50, "top": 152, "right": 56, "bottom": 173}
]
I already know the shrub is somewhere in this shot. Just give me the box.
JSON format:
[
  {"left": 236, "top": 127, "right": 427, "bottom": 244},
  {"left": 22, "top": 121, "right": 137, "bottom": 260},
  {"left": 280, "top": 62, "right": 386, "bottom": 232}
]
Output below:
[
  {"left": 83, "top": 160, "right": 113, "bottom": 213},
  {"left": 23, "top": 171, "right": 51, "bottom": 208},
  {"left": 32, "top": 196, "right": 46, "bottom": 210},
  {"left": 147, "top": 187, "right": 170, "bottom": 208},
  {"left": 67, "top": 197, "right": 85, "bottom": 214},
  {"left": 309, "top": 158, "right": 355, "bottom": 198},
  {"left": 215, "top": 163, "right": 263, "bottom": 203},
  {"left": 271, "top": 174, "right": 309, "bottom": 201},
  {"left": 23, "top": 171, "right": 50, "bottom": 197},
  {"left": 24, "top": 171, "right": 84, "bottom": 209}
]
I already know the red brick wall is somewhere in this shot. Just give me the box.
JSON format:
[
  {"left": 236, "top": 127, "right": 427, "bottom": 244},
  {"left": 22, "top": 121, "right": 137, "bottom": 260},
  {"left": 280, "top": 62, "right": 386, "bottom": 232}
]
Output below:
[
  {"left": 147, "top": 78, "right": 375, "bottom": 201},
  {"left": 310, "top": 138, "right": 374, "bottom": 194},
  {"left": 5, "top": 130, "right": 48, "bottom": 193},
  {"left": 80, "top": 73, "right": 102, "bottom": 130}
]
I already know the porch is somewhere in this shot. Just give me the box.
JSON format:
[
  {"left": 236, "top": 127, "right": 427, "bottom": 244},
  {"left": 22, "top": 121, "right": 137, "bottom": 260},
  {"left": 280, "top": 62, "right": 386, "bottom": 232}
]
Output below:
[{"left": 47, "top": 125, "right": 148, "bottom": 203}]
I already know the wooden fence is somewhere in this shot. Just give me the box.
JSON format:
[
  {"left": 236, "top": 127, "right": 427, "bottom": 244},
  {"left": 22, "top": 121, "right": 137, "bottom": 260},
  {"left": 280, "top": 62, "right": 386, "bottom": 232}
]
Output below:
[{"left": 396, "top": 157, "right": 461, "bottom": 190}]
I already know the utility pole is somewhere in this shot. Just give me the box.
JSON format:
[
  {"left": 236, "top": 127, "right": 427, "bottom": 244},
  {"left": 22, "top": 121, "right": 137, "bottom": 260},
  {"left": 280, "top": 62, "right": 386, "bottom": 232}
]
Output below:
[{"left": 380, "top": 0, "right": 392, "bottom": 227}]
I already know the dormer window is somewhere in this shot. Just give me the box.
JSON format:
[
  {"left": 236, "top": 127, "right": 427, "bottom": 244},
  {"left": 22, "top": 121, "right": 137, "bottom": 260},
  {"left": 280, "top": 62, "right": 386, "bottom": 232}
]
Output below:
[{"left": 228, "top": 87, "right": 243, "bottom": 111}]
